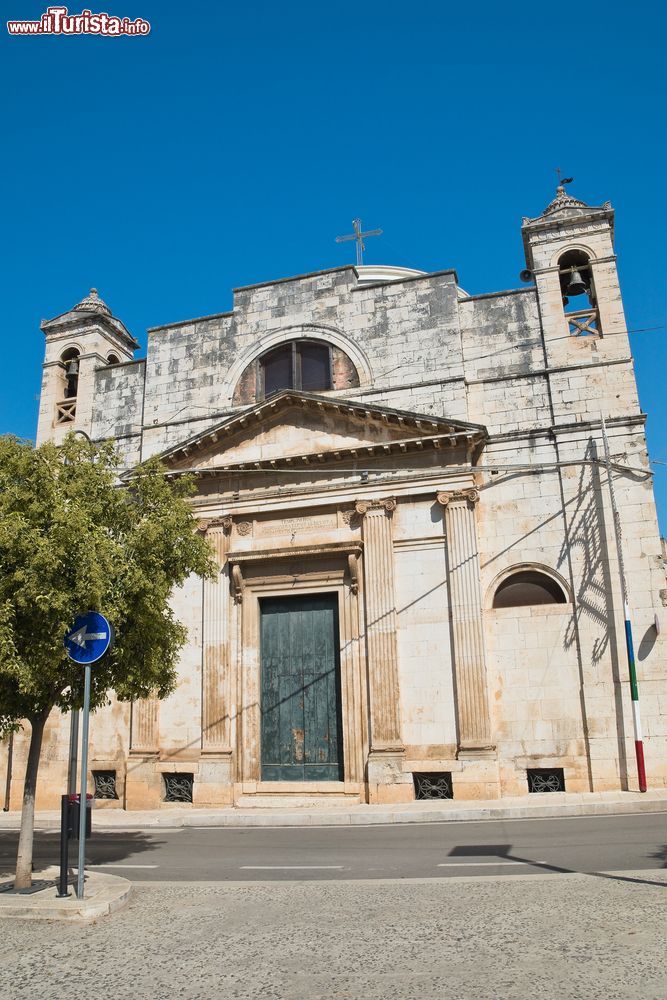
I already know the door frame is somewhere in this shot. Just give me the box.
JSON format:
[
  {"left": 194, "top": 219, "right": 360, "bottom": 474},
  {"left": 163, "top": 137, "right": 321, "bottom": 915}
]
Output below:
[{"left": 233, "top": 554, "right": 367, "bottom": 792}]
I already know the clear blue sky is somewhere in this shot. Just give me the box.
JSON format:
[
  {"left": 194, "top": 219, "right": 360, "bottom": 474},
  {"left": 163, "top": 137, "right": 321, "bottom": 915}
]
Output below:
[{"left": 3, "top": 2, "right": 667, "bottom": 529}]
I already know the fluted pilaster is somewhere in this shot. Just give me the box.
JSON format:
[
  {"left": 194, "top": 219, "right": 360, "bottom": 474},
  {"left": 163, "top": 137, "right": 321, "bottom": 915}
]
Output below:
[
  {"left": 201, "top": 516, "right": 233, "bottom": 753},
  {"left": 355, "top": 498, "right": 403, "bottom": 749},
  {"left": 438, "top": 489, "right": 493, "bottom": 753},
  {"left": 130, "top": 697, "right": 159, "bottom": 754}
]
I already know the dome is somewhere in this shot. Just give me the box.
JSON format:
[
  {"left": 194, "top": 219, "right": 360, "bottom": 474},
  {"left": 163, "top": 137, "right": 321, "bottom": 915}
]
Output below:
[
  {"left": 356, "top": 265, "right": 427, "bottom": 285},
  {"left": 73, "top": 288, "right": 112, "bottom": 316},
  {"left": 356, "top": 264, "right": 468, "bottom": 298}
]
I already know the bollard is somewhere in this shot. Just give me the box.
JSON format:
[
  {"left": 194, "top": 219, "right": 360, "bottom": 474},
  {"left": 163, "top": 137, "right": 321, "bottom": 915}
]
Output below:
[{"left": 56, "top": 794, "right": 70, "bottom": 897}]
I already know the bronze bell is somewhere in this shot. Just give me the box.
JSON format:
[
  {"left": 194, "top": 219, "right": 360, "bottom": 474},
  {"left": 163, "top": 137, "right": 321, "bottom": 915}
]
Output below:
[
  {"left": 66, "top": 358, "right": 79, "bottom": 377},
  {"left": 566, "top": 269, "right": 587, "bottom": 296}
]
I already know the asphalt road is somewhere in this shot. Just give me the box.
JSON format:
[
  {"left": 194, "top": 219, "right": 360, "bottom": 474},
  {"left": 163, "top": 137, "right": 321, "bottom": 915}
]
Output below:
[{"left": 1, "top": 812, "right": 666, "bottom": 881}]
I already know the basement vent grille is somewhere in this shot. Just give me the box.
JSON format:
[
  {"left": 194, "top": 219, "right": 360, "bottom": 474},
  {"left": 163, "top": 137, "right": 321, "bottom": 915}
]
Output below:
[
  {"left": 92, "top": 770, "right": 118, "bottom": 800},
  {"left": 527, "top": 768, "right": 565, "bottom": 793},
  {"left": 163, "top": 772, "right": 194, "bottom": 803},
  {"left": 413, "top": 772, "right": 453, "bottom": 800}
]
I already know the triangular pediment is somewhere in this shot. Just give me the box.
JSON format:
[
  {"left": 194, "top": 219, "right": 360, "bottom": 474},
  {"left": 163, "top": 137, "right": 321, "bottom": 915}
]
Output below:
[{"left": 145, "top": 391, "right": 487, "bottom": 475}]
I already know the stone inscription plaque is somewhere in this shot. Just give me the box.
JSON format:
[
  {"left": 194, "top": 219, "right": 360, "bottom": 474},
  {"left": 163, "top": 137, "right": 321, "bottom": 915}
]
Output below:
[{"left": 255, "top": 513, "right": 338, "bottom": 537}]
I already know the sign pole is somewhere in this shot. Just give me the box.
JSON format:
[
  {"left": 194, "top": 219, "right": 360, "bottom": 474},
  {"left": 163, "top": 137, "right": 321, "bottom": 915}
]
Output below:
[
  {"left": 76, "top": 664, "right": 92, "bottom": 898},
  {"left": 67, "top": 710, "right": 79, "bottom": 795},
  {"left": 64, "top": 610, "right": 113, "bottom": 898}
]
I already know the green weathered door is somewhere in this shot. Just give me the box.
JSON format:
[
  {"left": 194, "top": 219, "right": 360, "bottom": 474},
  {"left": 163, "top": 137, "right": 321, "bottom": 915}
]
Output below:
[{"left": 260, "top": 594, "right": 343, "bottom": 781}]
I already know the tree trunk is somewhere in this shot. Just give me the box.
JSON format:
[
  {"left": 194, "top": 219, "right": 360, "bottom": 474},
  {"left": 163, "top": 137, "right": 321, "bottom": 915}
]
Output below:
[{"left": 14, "top": 710, "right": 49, "bottom": 890}]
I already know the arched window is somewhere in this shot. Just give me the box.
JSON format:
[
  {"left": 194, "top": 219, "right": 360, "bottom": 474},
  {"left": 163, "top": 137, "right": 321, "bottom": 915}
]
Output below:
[
  {"left": 492, "top": 570, "right": 567, "bottom": 609},
  {"left": 60, "top": 347, "right": 80, "bottom": 399},
  {"left": 232, "top": 340, "right": 360, "bottom": 406},
  {"left": 260, "top": 340, "right": 332, "bottom": 397},
  {"left": 107, "top": 353, "right": 120, "bottom": 365}
]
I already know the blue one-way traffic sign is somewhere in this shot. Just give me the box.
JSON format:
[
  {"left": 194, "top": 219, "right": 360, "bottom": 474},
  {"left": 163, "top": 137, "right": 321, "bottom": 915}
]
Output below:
[{"left": 64, "top": 611, "right": 113, "bottom": 664}]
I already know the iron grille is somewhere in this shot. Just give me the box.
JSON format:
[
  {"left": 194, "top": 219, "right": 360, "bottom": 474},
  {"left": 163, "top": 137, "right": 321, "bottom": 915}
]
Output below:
[
  {"left": 527, "top": 768, "right": 565, "bottom": 793},
  {"left": 413, "top": 772, "right": 453, "bottom": 800},
  {"left": 163, "top": 772, "right": 194, "bottom": 803},
  {"left": 92, "top": 770, "right": 118, "bottom": 800}
]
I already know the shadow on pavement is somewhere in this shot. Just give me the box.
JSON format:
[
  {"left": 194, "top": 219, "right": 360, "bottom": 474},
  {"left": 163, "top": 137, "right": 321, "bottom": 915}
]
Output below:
[
  {"left": 447, "top": 843, "right": 667, "bottom": 888},
  {"left": 0, "top": 830, "right": 163, "bottom": 877}
]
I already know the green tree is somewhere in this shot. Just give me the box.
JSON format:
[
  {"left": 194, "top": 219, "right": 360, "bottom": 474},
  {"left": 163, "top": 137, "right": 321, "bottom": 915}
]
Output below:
[{"left": 0, "top": 434, "right": 214, "bottom": 888}]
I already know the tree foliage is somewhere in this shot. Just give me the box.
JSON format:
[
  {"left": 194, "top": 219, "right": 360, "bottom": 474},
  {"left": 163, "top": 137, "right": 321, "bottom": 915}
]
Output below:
[{"left": 0, "top": 433, "right": 214, "bottom": 731}]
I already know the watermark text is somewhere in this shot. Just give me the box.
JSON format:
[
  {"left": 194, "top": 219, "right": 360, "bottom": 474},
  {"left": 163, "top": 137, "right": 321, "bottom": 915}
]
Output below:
[{"left": 7, "top": 6, "right": 150, "bottom": 36}]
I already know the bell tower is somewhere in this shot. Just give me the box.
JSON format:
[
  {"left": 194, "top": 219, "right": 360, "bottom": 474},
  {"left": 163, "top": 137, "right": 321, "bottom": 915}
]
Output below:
[
  {"left": 521, "top": 184, "right": 631, "bottom": 378},
  {"left": 36, "top": 289, "right": 138, "bottom": 445}
]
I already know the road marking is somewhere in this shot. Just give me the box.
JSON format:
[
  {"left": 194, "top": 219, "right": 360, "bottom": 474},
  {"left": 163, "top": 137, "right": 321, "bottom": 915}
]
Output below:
[
  {"left": 239, "top": 865, "right": 345, "bottom": 870},
  {"left": 87, "top": 864, "right": 159, "bottom": 869},
  {"left": 437, "top": 861, "right": 533, "bottom": 867}
]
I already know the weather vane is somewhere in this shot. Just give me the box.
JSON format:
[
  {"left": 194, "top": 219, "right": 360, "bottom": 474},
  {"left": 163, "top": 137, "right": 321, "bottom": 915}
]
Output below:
[{"left": 556, "top": 167, "right": 574, "bottom": 188}]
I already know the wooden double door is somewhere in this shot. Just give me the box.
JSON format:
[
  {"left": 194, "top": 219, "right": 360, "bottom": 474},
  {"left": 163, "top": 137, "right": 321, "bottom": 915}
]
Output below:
[{"left": 260, "top": 593, "right": 343, "bottom": 781}]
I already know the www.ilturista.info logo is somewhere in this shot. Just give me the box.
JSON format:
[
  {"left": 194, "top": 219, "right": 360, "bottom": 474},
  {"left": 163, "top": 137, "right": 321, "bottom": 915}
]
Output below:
[{"left": 7, "top": 6, "right": 150, "bottom": 35}]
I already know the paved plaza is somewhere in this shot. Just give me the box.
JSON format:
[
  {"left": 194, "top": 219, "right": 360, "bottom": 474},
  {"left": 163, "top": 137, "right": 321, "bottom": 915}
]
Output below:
[{"left": 2, "top": 870, "right": 666, "bottom": 1000}]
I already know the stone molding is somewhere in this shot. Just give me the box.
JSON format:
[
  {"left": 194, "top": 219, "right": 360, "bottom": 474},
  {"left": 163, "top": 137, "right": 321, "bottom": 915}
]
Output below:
[
  {"left": 231, "top": 563, "right": 244, "bottom": 605},
  {"left": 347, "top": 552, "right": 359, "bottom": 595},
  {"left": 228, "top": 542, "right": 363, "bottom": 605}
]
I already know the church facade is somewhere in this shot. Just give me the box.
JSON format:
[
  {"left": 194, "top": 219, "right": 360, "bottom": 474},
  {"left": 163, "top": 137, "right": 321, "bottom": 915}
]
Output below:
[{"left": 7, "top": 185, "right": 667, "bottom": 809}]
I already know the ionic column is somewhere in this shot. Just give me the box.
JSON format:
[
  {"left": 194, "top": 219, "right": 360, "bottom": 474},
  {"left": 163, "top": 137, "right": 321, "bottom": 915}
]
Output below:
[
  {"left": 201, "top": 516, "right": 233, "bottom": 754},
  {"left": 437, "top": 489, "right": 494, "bottom": 755},
  {"left": 355, "top": 498, "right": 404, "bottom": 755}
]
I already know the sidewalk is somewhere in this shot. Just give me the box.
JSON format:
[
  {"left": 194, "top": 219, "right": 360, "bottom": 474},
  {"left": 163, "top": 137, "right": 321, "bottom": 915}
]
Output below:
[{"left": 2, "top": 788, "right": 666, "bottom": 830}]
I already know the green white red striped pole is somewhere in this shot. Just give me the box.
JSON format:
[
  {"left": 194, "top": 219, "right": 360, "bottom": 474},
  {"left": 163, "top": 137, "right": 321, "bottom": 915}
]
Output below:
[{"left": 600, "top": 414, "right": 647, "bottom": 792}]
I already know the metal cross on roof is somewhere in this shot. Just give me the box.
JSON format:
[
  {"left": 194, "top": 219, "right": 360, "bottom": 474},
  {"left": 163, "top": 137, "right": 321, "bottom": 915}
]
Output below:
[{"left": 335, "top": 218, "right": 383, "bottom": 267}]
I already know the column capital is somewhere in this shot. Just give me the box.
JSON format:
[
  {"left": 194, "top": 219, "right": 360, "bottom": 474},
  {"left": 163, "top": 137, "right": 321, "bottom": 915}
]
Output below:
[
  {"left": 198, "top": 515, "right": 233, "bottom": 536},
  {"left": 355, "top": 497, "right": 397, "bottom": 516},
  {"left": 436, "top": 488, "right": 479, "bottom": 508}
]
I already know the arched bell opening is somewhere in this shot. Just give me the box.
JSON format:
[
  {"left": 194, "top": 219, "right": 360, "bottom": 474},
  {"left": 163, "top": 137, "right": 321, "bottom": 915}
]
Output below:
[
  {"left": 55, "top": 346, "right": 81, "bottom": 425},
  {"left": 558, "top": 250, "right": 600, "bottom": 337},
  {"left": 60, "top": 347, "right": 80, "bottom": 398},
  {"left": 558, "top": 250, "right": 595, "bottom": 311}
]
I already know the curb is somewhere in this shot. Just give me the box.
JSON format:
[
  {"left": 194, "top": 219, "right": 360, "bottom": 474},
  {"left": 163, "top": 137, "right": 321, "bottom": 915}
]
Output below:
[
  {"left": 0, "top": 868, "right": 132, "bottom": 922},
  {"left": 103, "top": 798, "right": 667, "bottom": 828},
  {"left": 179, "top": 798, "right": 667, "bottom": 828}
]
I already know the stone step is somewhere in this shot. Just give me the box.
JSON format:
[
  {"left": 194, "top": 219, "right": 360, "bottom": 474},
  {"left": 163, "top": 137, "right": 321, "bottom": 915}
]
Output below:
[{"left": 234, "top": 794, "right": 360, "bottom": 809}]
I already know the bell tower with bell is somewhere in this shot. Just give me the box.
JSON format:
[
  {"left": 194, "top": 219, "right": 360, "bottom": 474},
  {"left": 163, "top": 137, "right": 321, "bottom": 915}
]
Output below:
[
  {"left": 36, "top": 289, "right": 138, "bottom": 446},
  {"left": 520, "top": 180, "right": 632, "bottom": 394}
]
